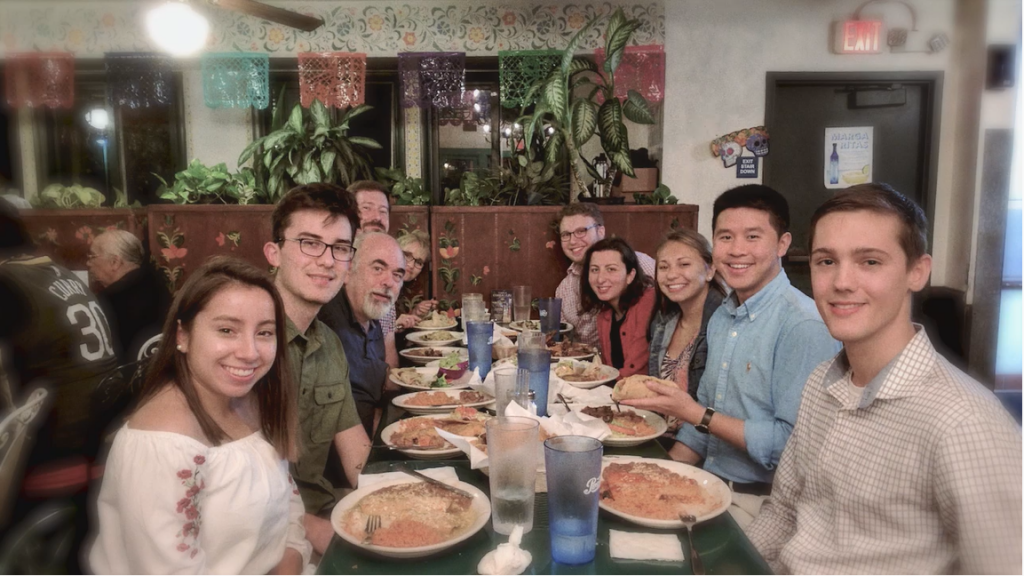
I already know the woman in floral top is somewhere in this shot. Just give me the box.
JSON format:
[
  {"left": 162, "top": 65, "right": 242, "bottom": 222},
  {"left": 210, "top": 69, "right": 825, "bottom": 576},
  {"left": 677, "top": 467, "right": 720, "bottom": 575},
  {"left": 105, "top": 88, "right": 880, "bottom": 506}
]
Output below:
[{"left": 89, "top": 257, "right": 312, "bottom": 574}]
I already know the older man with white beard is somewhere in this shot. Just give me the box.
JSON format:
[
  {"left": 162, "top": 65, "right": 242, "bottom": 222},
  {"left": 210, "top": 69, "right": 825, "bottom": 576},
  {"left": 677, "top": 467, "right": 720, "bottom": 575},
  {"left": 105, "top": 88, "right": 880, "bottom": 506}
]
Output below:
[{"left": 319, "top": 232, "right": 405, "bottom": 436}]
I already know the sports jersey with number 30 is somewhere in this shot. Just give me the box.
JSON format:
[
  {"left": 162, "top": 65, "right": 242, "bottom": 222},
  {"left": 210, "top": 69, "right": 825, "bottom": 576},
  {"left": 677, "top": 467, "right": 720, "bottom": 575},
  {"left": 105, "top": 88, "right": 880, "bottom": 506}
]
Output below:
[{"left": 0, "top": 255, "right": 118, "bottom": 462}]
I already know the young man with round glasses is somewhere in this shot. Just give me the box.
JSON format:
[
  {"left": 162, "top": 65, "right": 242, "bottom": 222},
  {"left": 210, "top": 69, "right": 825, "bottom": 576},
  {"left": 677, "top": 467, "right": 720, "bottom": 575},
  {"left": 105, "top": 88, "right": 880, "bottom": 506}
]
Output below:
[
  {"left": 555, "top": 203, "right": 655, "bottom": 349},
  {"left": 263, "top": 183, "right": 370, "bottom": 555}
]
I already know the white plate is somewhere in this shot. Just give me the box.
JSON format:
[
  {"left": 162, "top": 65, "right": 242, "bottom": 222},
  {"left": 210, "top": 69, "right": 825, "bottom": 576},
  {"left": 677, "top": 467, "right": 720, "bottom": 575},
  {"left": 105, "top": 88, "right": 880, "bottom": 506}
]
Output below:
[
  {"left": 399, "top": 346, "right": 469, "bottom": 366},
  {"left": 379, "top": 415, "right": 478, "bottom": 459},
  {"left": 393, "top": 389, "right": 493, "bottom": 415},
  {"left": 598, "top": 457, "right": 732, "bottom": 527},
  {"left": 507, "top": 320, "right": 574, "bottom": 334},
  {"left": 552, "top": 359, "right": 619, "bottom": 389},
  {"left": 599, "top": 408, "right": 668, "bottom": 447},
  {"left": 331, "top": 478, "right": 490, "bottom": 558},
  {"left": 408, "top": 318, "right": 459, "bottom": 332},
  {"left": 389, "top": 367, "right": 472, "bottom": 391},
  {"left": 405, "top": 330, "right": 464, "bottom": 347},
  {"left": 548, "top": 347, "right": 598, "bottom": 362}
]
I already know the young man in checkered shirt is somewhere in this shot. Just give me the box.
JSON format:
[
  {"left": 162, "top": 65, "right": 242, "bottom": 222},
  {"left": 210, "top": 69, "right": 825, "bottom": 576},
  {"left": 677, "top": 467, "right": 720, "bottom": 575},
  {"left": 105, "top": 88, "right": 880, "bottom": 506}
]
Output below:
[{"left": 747, "top": 184, "right": 1022, "bottom": 574}]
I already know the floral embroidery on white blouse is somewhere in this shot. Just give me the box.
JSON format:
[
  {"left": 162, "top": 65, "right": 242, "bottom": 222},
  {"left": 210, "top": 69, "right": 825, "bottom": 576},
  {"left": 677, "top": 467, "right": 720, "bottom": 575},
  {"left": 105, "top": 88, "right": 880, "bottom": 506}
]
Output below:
[{"left": 174, "top": 455, "right": 206, "bottom": 558}]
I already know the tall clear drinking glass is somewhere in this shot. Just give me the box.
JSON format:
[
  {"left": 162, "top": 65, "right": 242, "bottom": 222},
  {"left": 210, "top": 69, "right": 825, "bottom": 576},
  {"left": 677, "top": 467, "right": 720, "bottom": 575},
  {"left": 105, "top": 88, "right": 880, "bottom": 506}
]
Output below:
[
  {"left": 544, "top": 436, "right": 603, "bottom": 565},
  {"left": 486, "top": 417, "right": 539, "bottom": 535},
  {"left": 513, "top": 286, "right": 532, "bottom": 323},
  {"left": 493, "top": 367, "right": 517, "bottom": 416},
  {"left": 466, "top": 320, "right": 493, "bottom": 380}
]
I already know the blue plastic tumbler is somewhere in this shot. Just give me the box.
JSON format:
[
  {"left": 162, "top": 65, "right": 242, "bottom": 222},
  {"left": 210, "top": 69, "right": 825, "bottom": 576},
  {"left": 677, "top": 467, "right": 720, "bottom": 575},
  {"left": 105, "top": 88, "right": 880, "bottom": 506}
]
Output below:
[
  {"left": 544, "top": 436, "right": 603, "bottom": 565},
  {"left": 517, "top": 348, "right": 551, "bottom": 416},
  {"left": 538, "top": 297, "right": 563, "bottom": 342},
  {"left": 466, "top": 320, "right": 493, "bottom": 380}
]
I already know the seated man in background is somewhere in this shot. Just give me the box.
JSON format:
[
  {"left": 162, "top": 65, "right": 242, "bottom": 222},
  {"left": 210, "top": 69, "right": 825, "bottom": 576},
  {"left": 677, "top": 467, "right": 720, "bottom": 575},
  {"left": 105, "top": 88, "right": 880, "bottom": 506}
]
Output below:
[
  {"left": 319, "top": 231, "right": 406, "bottom": 437},
  {"left": 0, "top": 198, "right": 118, "bottom": 573},
  {"left": 748, "top": 184, "right": 1022, "bottom": 574},
  {"left": 555, "top": 203, "right": 655, "bottom": 349},
  {"left": 88, "top": 229, "right": 170, "bottom": 363}
]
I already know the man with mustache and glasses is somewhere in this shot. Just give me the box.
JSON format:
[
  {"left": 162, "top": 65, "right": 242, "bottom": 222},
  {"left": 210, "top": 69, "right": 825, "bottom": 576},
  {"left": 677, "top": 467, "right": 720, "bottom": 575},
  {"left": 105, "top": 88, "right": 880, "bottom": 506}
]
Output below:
[{"left": 319, "top": 232, "right": 406, "bottom": 436}]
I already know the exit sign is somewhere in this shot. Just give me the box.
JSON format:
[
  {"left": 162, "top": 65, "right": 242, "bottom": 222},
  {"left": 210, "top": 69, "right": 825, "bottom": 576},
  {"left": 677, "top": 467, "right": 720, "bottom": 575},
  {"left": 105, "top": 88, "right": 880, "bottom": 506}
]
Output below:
[{"left": 834, "top": 20, "right": 884, "bottom": 54}]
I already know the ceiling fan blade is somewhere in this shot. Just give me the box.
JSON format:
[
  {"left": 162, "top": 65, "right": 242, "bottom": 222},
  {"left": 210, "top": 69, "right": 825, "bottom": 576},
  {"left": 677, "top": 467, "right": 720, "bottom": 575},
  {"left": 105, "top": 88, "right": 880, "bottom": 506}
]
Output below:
[{"left": 212, "top": 0, "right": 324, "bottom": 32}]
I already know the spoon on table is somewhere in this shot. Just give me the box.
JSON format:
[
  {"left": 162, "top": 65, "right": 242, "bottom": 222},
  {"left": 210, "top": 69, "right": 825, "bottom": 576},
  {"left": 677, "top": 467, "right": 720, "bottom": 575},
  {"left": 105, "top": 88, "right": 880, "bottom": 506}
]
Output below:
[{"left": 556, "top": 393, "right": 572, "bottom": 413}]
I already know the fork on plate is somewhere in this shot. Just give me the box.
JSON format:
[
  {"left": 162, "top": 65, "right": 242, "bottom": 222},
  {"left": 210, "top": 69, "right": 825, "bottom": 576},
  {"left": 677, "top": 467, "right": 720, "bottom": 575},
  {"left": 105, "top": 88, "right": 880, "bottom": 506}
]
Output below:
[{"left": 363, "top": 514, "right": 382, "bottom": 544}]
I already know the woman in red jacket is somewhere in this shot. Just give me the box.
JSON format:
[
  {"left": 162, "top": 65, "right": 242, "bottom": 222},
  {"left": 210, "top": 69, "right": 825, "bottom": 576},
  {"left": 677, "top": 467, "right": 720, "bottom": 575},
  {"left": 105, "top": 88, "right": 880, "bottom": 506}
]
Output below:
[{"left": 580, "top": 237, "right": 656, "bottom": 378}]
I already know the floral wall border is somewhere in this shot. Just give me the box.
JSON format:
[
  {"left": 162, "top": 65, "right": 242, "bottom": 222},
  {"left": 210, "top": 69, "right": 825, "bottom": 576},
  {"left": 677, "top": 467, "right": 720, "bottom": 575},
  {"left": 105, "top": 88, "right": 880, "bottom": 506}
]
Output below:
[{"left": 0, "top": 2, "right": 663, "bottom": 58}]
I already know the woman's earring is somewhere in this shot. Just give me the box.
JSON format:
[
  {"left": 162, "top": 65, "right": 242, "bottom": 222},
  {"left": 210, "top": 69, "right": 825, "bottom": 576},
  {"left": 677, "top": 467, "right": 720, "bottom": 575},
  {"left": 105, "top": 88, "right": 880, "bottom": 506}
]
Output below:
[{"left": 176, "top": 344, "right": 183, "bottom": 352}]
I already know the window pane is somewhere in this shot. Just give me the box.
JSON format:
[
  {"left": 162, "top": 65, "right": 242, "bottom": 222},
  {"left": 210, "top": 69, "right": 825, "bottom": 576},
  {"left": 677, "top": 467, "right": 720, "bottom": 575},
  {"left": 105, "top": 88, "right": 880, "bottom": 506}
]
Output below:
[{"left": 40, "top": 79, "right": 122, "bottom": 200}]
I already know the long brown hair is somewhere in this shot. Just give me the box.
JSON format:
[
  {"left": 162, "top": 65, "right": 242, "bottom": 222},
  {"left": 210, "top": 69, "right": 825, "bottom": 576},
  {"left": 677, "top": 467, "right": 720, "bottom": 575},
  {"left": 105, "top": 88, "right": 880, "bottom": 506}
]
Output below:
[
  {"left": 653, "top": 228, "right": 725, "bottom": 317},
  {"left": 137, "top": 256, "right": 296, "bottom": 460}
]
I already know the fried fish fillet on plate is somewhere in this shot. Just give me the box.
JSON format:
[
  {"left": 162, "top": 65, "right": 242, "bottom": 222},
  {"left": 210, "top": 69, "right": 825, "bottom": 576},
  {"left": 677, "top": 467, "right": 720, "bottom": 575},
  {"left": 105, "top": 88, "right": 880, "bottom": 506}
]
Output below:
[
  {"left": 404, "top": 390, "right": 488, "bottom": 407},
  {"left": 600, "top": 461, "right": 719, "bottom": 519}
]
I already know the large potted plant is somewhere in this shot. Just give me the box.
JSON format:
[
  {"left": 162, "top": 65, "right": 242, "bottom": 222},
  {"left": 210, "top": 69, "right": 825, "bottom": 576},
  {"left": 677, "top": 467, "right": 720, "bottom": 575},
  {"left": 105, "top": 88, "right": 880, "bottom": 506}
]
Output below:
[
  {"left": 238, "top": 99, "right": 381, "bottom": 200},
  {"left": 518, "top": 8, "right": 657, "bottom": 202}
]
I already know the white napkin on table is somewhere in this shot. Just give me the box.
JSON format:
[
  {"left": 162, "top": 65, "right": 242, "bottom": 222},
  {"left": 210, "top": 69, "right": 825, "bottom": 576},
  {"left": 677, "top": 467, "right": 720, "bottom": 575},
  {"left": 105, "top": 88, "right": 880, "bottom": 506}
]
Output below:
[
  {"left": 356, "top": 466, "right": 460, "bottom": 489},
  {"left": 608, "top": 529, "right": 685, "bottom": 562},
  {"left": 436, "top": 427, "right": 491, "bottom": 470},
  {"left": 478, "top": 525, "right": 532, "bottom": 575},
  {"left": 548, "top": 377, "right": 615, "bottom": 406}
]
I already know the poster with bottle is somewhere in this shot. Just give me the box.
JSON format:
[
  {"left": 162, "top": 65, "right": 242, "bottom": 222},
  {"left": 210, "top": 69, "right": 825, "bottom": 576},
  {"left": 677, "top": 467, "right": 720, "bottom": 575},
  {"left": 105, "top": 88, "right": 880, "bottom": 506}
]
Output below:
[{"left": 824, "top": 127, "right": 873, "bottom": 189}]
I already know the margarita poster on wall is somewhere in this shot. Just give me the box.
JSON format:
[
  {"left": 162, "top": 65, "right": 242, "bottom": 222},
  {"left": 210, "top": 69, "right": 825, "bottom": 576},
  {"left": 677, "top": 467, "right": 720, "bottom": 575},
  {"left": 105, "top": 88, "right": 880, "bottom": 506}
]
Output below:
[{"left": 824, "top": 126, "right": 873, "bottom": 189}]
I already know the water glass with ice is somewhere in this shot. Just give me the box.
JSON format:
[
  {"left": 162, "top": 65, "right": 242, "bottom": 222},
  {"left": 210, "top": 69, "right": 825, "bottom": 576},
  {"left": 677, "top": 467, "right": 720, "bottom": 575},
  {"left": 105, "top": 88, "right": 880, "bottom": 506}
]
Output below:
[
  {"left": 486, "top": 417, "right": 539, "bottom": 535},
  {"left": 544, "top": 436, "right": 603, "bottom": 565}
]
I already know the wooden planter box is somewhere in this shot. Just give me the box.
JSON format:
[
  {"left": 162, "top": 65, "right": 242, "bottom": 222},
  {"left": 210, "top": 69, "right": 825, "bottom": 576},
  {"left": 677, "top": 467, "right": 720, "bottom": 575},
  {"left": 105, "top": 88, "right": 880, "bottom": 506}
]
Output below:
[
  {"left": 146, "top": 204, "right": 430, "bottom": 294},
  {"left": 428, "top": 204, "right": 698, "bottom": 312},
  {"left": 20, "top": 208, "right": 148, "bottom": 287}
]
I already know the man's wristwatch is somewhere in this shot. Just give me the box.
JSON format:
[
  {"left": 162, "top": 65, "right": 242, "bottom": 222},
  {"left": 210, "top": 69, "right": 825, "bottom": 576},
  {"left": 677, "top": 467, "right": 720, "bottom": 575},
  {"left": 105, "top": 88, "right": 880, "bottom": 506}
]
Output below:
[{"left": 695, "top": 407, "right": 716, "bottom": 434}]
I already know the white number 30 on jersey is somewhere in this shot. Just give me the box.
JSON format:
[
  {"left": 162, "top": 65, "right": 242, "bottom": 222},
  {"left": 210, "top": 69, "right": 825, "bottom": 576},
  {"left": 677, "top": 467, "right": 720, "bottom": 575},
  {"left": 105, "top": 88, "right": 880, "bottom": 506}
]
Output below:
[{"left": 67, "top": 302, "right": 115, "bottom": 361}]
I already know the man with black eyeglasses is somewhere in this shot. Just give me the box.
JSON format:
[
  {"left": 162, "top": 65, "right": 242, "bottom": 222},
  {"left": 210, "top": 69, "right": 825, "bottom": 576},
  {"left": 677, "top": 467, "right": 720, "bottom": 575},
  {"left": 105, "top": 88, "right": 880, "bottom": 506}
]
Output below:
[
  {"left": 262, "top": 184, "right": 370, "bottom": 555},
  {"left": 555, "top": 203, "right": 655, "bottom": 349}
]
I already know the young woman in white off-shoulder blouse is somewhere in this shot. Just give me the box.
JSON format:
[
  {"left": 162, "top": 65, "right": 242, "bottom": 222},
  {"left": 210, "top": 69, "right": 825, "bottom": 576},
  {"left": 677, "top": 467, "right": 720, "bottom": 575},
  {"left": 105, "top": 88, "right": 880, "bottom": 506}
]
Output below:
[{"left": 89, "top": 257, "right": 312, "bottom": 574}]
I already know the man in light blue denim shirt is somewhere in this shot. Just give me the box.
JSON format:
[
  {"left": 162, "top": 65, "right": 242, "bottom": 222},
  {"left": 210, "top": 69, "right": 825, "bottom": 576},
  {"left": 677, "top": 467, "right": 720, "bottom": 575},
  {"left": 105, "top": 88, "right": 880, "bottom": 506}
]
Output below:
[{"left": 625, "top": 185, "right": 838, "bottom": 529}]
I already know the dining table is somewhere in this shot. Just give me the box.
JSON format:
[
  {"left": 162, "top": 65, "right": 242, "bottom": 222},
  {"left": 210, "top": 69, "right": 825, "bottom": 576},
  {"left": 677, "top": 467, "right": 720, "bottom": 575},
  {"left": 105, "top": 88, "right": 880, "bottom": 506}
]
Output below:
[{"left": 317, "top": 436, "right": 773, "bottom": 575}]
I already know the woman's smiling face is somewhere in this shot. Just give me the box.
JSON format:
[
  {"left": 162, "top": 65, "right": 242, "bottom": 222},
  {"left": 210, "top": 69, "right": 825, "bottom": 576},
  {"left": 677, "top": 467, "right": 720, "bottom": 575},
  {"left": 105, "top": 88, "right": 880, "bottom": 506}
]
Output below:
[
  {"left": 588, "top": 249, "right": 635, "bottom": 310},
  {"left": 176, "top": 284, "right": 278, "bottom": 401}
]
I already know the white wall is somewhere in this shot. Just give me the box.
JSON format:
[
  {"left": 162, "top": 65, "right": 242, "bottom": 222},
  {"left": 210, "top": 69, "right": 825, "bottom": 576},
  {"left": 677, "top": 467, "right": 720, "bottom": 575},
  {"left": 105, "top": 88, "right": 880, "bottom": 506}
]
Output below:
[{"left": 661, "top": 0, "right": 997, "bottom": 290}]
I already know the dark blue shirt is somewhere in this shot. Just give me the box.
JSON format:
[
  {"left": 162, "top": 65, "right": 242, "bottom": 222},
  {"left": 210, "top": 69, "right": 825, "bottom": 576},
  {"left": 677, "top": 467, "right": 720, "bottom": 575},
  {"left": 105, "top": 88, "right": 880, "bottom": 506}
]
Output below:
[{"left": 318, "top": 290, "right": 388, "bottom": 412}]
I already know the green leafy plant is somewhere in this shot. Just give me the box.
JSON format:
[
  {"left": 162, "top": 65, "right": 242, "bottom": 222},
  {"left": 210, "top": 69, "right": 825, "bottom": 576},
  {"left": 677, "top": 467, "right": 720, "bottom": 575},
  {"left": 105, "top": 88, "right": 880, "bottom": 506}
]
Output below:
[
  {"left": 32, "top": 183, "right": 105, "bottom": 208},
  {"left": 634, "top": 183, "right": 678, "bottom": 205},
  {"left": 156, "top": 159, "right": 262, "bottom": 205},
  {"left": 519, "top": 8, "right": 656, "bottom": 201},
  {"left": 238, "top": 99, "right": 381, "bottom": 201},
  {"left": 375, "top": 167, "right": 430, "bottom": 205}
]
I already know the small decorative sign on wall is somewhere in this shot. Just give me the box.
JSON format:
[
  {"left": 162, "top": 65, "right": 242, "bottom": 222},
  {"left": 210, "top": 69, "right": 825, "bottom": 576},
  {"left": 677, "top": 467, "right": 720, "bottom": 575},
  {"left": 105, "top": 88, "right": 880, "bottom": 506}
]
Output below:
[
  {"left": 824, "top": 126, "right": 873, "bottom": 189},
  {"left": 711, "top": 126, "right": 770, "bottom": 169},
  {"left": 737, "top": 157, "right": 759, "bottom": 179}
]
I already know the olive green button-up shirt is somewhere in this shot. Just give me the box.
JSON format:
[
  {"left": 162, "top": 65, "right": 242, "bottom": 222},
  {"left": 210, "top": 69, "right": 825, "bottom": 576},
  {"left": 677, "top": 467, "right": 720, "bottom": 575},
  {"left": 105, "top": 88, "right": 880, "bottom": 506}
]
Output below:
[{"left": 286, "top": 317, "right": 361, "bottom": 515}]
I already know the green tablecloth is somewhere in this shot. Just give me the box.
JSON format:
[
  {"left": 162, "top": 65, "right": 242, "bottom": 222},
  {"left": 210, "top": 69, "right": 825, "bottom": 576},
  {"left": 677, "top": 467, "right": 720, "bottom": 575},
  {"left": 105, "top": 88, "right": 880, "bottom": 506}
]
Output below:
[{"left": 318, "top": 442, "right": 772, "bottom": 575}]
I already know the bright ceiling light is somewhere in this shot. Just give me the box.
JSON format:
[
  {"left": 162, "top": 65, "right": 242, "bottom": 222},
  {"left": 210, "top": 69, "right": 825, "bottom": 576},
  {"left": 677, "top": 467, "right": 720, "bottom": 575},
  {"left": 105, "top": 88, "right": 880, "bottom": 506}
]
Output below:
[
  {"left": 146, "top": 2, "right": 209, "bottom": 57},
  {"left": 85, "top": 108, "right": 111, "bottom": 131}
]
